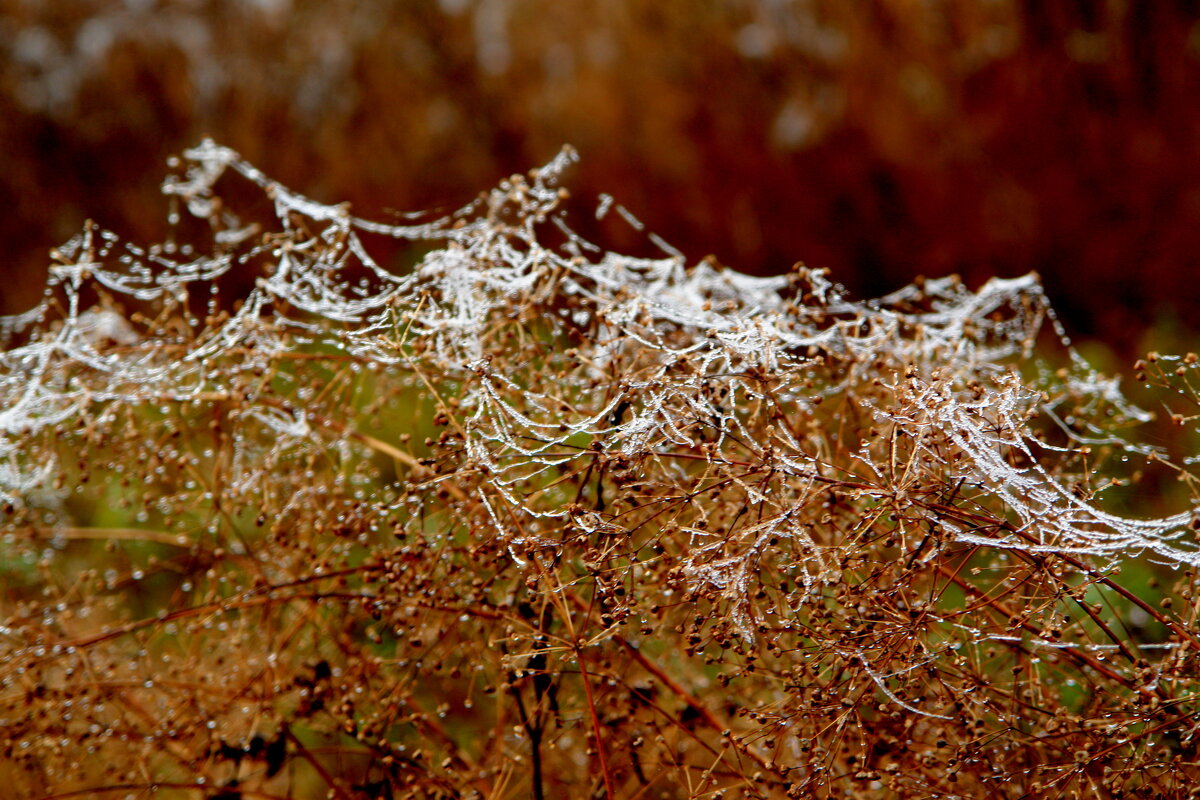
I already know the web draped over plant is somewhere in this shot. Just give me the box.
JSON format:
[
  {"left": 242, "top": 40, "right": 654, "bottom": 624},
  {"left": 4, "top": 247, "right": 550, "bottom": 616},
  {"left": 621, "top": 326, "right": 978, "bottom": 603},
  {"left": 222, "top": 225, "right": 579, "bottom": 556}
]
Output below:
[
  {"left": 3, "top": 141, "right": 1194, "bottom": 571},
  {"left": 4, "top": 142, "right": 1200, "bottom": 798}
]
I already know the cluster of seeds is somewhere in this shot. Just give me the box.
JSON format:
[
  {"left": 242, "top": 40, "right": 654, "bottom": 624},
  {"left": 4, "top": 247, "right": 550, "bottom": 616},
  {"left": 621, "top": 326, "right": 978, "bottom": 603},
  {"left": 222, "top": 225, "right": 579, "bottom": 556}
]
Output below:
[{"left": 3, "top": 142, "right": 1200, "bottom": 798}]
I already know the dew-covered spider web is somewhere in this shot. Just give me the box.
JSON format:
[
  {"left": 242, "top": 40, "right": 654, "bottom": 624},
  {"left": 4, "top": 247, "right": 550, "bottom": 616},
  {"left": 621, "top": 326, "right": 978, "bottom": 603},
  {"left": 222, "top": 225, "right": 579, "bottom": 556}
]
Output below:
[{"left": 2, "top": 141, "right": 1194, "bottom": 572}]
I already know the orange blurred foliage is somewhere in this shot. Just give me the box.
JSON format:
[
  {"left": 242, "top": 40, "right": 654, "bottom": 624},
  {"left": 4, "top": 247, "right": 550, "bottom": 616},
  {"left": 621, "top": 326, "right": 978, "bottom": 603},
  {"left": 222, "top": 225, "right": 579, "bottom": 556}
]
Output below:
[{"left": 2, "top": 0, "right": 1199, "bottom": 346}]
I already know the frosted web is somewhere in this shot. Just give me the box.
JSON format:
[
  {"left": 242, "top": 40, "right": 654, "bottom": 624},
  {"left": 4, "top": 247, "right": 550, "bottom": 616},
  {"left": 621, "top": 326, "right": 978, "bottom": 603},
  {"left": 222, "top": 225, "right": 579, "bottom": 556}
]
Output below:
[{"left": 1, "top": 139, "right": 1196, "bottom": 636}]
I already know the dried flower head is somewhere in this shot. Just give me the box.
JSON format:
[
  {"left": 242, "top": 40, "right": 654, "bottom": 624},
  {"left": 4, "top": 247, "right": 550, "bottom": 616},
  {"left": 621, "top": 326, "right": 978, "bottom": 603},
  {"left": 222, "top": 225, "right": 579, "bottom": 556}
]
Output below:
[{"left": 3, "top": 142, "right": 1200, "bottom": 798}]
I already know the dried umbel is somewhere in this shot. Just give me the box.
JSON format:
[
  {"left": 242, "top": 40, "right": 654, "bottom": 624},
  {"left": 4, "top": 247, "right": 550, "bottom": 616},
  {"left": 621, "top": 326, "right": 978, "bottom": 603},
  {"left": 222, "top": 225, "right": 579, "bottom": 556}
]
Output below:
[{"left": 3, "top": 143, "right": 1200, "bottom": 798}]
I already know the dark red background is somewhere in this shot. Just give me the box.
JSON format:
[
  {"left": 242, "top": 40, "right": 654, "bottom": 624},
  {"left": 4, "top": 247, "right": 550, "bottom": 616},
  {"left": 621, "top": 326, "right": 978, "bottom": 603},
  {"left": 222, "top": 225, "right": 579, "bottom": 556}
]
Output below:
[{"left": 2, "top": 1, "right": 1199, "bottom": 351}]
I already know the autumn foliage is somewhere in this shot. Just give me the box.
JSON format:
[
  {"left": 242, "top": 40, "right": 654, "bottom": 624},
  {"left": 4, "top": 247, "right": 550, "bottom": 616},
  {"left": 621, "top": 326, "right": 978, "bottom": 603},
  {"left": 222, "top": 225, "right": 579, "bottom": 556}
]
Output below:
[
  {"left": 4, "top": 141, "right": 1200, "bottom": 798},
  {"left": 2, "top": 1, "right": 1200, "bottom": 341}
]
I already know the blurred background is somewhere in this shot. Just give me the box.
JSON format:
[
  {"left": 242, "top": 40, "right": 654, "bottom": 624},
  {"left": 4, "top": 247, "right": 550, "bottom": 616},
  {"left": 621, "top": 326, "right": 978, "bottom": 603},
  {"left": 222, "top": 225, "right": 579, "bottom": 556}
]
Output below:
[{"left": 2, "top": 0, "right": 1200, "bottom": 352}]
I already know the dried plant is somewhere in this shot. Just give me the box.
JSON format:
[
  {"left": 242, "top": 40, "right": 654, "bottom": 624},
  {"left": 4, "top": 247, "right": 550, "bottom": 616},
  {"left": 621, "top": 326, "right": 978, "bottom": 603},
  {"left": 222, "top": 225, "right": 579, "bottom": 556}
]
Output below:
[{"left": 4, "top": 142, "right": 1200, "bottom": 799}]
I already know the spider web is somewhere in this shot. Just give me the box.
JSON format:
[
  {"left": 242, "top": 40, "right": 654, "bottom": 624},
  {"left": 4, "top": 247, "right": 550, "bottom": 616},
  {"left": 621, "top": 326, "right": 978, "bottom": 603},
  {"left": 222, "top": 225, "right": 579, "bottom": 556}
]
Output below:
[{"left": 1, "top": 140, "right": 1195, "bottom": 644}]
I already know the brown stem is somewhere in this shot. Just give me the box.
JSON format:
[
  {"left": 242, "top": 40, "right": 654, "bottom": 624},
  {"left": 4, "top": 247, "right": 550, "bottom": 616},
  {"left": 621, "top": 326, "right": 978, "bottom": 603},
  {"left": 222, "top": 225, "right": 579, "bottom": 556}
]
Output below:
[{"left": 576, "top": 642, "right": 616, "bottom": 800}]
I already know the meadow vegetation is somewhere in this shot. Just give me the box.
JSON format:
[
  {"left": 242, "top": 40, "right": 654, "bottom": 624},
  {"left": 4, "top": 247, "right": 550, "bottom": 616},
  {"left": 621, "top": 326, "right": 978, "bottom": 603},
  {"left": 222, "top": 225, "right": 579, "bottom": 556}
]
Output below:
[{"left": 4, "top": 143, "right": 1200, "bottom": 798}]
